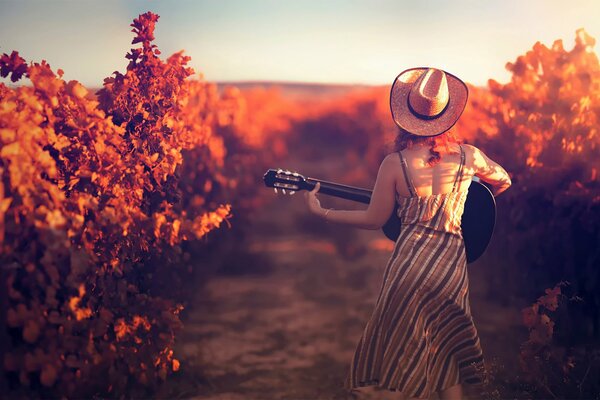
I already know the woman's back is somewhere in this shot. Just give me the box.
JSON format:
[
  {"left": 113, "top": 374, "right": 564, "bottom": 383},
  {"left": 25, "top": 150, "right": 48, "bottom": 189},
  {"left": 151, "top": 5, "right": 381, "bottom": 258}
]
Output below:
[
  {"left": 395, "top": 142, "right": 469, "bottom": 198},
  {"left": 394, "top": 142, "right": 510, "bottom": 199},
  {"left": 395, "top": 143, "right": 468, "bottom": 236}
]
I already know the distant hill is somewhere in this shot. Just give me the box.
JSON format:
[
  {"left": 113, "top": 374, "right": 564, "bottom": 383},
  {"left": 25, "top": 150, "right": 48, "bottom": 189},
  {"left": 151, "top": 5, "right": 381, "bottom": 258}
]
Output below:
[{"left": 215, "top": 81, "right": 380, "bottom": 99}]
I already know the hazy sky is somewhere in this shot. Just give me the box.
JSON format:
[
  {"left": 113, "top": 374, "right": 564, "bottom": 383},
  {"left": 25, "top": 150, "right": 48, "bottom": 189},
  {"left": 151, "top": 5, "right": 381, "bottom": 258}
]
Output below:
[{"left": 0, "top": 0, "right": 599, "bottom": 87}]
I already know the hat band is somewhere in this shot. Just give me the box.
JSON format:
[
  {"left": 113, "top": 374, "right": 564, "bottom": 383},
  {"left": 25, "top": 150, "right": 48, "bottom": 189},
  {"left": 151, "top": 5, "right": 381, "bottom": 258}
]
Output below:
[{"left": 406, "top": 96, "right": 450, "bottom": 120}]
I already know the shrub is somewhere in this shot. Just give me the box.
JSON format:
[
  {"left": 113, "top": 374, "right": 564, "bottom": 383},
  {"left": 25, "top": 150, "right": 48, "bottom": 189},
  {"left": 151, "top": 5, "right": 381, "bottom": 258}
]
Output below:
[{"left": 1, "top": 12, "right": 232, "bottom": 398}]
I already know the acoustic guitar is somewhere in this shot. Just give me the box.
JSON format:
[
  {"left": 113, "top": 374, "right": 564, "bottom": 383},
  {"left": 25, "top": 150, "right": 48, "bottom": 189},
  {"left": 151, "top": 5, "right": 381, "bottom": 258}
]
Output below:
[{"left": 263, "top": 168, "right": 496, "bottom": 264}]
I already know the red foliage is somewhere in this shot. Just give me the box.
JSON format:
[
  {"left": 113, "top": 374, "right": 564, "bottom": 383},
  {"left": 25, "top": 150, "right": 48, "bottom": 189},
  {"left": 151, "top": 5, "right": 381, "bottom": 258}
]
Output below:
[
  {"left": 0, "top": 51, "right": 28, "bottom": 82},
  {"left": 518, "top": 283, "right": 572, "bottom": 397},
  {"left": 1, "top": 12, "right": 233, "bottom": 398},
  {"left": 461, "top": 30, "right": 600, "bottom": 323}
]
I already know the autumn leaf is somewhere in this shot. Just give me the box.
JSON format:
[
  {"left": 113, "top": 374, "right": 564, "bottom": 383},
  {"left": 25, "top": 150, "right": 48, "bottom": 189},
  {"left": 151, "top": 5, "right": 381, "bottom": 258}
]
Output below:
[
  {"left": 0, "top": 50, "right": 28, "bottom": 82},
  {"left": 522, "top": 303, "right": 539, "bottom": 328},
  {"left": 538, "top": 286, "right": 561, "bottom": 311},
  {"left": 130, "top": 12, "right": 160, "bottom": 45}
]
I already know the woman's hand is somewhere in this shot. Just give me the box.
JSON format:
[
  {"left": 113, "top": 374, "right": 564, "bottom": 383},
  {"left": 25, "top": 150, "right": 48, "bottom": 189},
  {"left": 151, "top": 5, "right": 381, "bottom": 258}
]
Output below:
[{"left": 304, "top": 182, "right": 326, "bottom": 217}]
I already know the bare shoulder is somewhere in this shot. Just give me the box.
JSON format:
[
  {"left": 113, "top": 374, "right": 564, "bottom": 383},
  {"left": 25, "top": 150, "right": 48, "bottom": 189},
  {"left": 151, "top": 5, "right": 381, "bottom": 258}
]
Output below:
[
  {"left": 460, "top": 143, "right": 481, "bottom": 156},
  {"left": 460, "top": 143, "right": 488, "bottom": 165},
  {"left": 382, "top": 152, "right": 400, "bottom": 165},
  {"left": 381, "top": 151, "right": 399, "bottom": 164},
  {"left": 378, "top": 152, "right": 400, "bottom": 175}
]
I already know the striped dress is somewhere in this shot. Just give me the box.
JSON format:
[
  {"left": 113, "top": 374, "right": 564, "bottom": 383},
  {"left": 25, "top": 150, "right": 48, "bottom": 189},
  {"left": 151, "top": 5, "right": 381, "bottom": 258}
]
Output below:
[{"left": 345, "top": 146, "right": 487, "bottom": 399}]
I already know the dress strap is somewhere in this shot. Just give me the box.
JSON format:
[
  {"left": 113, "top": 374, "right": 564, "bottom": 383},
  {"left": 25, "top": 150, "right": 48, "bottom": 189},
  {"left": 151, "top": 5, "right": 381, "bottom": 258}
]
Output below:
[
  {"left": 398, "top": 151, "right": 418, "bottom": 197},
  {"left": 452, "top": 145, "right": 466, "bottom": 192}
]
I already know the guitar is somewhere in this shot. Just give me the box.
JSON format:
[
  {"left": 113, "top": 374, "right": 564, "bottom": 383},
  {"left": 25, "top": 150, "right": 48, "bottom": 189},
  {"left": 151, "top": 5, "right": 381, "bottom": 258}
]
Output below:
[{"left": 263, "top": 168, "right": 496, "bottom": 264}]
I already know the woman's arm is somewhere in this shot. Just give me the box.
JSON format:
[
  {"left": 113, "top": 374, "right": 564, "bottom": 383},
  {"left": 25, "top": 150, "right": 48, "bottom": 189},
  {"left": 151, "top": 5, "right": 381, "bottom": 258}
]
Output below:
[
  {"left": 304, "top": 154, "right": 397, "bottom": 229},
  {"left": 463, "top": 144, "right": 512, "bottom": 196}
]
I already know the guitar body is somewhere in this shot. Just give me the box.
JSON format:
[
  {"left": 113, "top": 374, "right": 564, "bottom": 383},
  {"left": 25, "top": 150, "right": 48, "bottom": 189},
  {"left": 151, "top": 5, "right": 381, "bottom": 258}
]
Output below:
[
  {"left": 381, "top": 181, "right": 495, "bottom": 263},
  {"left": 263, "top": 169, "right": 496, "bottom": 264}
]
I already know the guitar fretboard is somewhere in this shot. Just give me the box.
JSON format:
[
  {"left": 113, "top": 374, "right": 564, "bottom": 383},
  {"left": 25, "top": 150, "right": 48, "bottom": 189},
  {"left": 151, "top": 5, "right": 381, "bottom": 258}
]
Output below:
[{"left": 305, "top": 178, "right": 372, "bottom": 204}]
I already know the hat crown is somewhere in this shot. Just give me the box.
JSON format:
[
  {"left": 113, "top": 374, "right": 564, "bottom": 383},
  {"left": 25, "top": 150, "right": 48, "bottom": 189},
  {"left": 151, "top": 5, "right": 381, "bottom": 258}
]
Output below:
[
  {"left": 390, "top": 66, "right": 468, "bottom": 137},
  {"left": 408, "top": 69, "right": 450, "bottom": 118}
]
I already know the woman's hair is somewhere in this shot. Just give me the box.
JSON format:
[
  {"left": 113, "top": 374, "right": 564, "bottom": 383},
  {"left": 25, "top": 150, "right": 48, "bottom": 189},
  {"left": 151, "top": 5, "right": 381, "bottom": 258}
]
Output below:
[{"left": 393, "top": 127, "right": 461, "bottom": 166}]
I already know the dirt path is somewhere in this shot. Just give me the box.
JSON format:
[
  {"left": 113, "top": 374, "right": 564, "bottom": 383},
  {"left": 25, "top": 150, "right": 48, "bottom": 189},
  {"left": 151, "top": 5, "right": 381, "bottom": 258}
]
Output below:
[
  {"left": 157, "top": 153, "right": 527, "bottom": 399},
  {"left": 169, "top": 222, "right": 393, "bottom": 399}
]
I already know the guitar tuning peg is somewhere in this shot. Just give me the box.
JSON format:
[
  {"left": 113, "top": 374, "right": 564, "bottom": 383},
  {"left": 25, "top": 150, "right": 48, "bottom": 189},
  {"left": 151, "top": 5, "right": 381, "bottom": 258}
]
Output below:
[
  {"left": 292, "top": 172, "right": 299, "bottom": 176},
  {"left": 282, "top": 189, "right": 286, "bottom": 194},
  {"left": 274, "top": 188, "right": 278, "bottom": 194},
  {"left": 285, "top": 170, "right": 291, "bottom": 175},
  {"left": 289, "top": 191, "right": 295, "bottom": 195},
  {"left": 277, "top": 168, "right": 283, "bottom": 173}
]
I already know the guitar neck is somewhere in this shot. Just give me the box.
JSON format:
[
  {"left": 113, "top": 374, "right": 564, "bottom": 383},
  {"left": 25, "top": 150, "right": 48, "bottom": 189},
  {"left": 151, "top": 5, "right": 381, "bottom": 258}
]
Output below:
[{"left": 306, "top": 178, "right": 372, "bottom": 204}]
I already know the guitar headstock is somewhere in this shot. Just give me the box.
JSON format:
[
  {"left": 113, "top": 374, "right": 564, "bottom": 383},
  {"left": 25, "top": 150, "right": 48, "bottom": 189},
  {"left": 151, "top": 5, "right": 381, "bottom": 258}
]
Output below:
[{"left": 263, "top": 168, "right": 308, "bottom": 195}]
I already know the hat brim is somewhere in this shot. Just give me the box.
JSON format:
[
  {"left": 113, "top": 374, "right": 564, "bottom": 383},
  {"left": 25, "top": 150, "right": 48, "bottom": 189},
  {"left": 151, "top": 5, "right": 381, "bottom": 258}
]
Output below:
[{"left": 389, "top": 67, "right": 468, "bottom": 137}]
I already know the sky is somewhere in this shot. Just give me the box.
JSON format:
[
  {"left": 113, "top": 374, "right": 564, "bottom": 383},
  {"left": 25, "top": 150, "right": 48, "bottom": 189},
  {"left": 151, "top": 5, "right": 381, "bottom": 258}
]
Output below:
[{"left": 0, "top": 0, "right": 599, "bottom": 87}]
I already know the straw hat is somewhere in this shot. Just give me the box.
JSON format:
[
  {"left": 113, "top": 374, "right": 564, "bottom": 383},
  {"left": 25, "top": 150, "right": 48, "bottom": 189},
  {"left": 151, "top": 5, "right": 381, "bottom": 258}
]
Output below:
[{"left": 389, "top": 67, "right": 468, "bottom": 137}]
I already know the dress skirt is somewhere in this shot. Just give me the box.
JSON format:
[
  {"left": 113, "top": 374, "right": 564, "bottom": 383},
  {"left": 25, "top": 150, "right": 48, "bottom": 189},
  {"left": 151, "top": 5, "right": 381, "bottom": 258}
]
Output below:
[{"left": 344, "top": 224, "right": 487, "bottom": 399}]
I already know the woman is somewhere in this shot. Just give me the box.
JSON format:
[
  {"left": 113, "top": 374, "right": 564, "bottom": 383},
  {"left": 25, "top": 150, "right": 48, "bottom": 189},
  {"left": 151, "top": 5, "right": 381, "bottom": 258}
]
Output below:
[{"left": 305, "top": 68, "right": 511, "bottom": 400}]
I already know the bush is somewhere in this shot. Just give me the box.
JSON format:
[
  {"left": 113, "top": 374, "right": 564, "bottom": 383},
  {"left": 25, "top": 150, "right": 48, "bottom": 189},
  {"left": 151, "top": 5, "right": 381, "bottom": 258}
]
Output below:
[
  {"left": 467, "top": 30, "right": 600, "bottom": 339},
  {"left": 0, "top": 12, "right": 232, "bottom": 398}
]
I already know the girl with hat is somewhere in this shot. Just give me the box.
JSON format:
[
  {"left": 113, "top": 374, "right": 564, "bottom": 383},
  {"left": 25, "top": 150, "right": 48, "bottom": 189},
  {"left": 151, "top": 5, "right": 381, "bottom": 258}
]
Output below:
[{"left": 305, "top": 68, "right": 511, "bottom": 399}]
